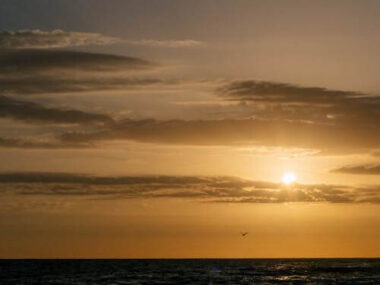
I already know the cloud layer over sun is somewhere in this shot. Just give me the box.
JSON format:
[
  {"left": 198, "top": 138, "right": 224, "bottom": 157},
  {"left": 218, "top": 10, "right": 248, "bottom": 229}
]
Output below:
[{"left": 1, "top": 172, "right": 379, "bottom": 204}]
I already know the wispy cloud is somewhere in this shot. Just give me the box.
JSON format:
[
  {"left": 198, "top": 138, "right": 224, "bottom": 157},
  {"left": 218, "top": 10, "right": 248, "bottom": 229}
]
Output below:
[
  {"left": 218, "top": 80, "right": 361, "bottom": 103},
  {"left": 0, "top": 29, "right": 203, "bottom": 50},
  {"left": 0, "top": 136, "right": 90, "bottom": 149},
  {"left": 332, "top": 164, "right": 380, "bottom": 175},
  {"left": 125, "top": 39, "right": 203, "bottom": 48},
  {"left": 4, "top": 116, "right": 375, "bottom": 151},
  {"left": 58, "top": 117, "right": 379, "bottom": 152},
  {"left": 0, "top": 76, "right": 162, "bottom": 95},
  {"left": 217, "top": 80, "right": 380, "bottom": 127},
  {"left": 1, "top": 172, "right": 379, "bottom": 204},
  {"left": 0, "top": 29, "right": 121, "bottom": 49}
]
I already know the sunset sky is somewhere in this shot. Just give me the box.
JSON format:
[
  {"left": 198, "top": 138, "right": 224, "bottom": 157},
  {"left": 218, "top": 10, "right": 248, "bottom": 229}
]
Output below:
[{"left": 0, "top": 0, "right": 379, "bottom": 258}]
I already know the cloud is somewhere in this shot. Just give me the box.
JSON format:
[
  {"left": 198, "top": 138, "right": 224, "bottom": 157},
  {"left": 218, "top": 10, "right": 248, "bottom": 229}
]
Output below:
[
  {"left": 218, "top": 80, "right": 361, "bottom": 104},
  {"left": 1, "top": 172, "right": 379, "bottom": 204},
  {"left": 0, "top": 29, "right": 121, "bottom": 49},
  {"left": 58, "top": 117, "right": 380, "bottom": 152},
  {"left": 0, "top": 95, "right": 113, "bottom": 125},
  {"left": 0, "top": 136, "right": 90, "bottom": 149},
  {"left": 209, "top": 80, "right": 380, "bottom": 153},
  {"left": 0, "top": 49, "right": 153, "bottom": 74},
  {"left": 332, "top": 164, "right": 380, "bottom": 175},
  {"left": 372, "top": 151, "right": 380, "bottom": 157},
  {"left": 0, "top": 49, "right": 159, "bottom": 95},
  {"left": 0, "top": 46, "right": 377, "bottom": 154},
  {"left": 1, "top": 83, "right": 378, "bottom": 152},
  {"left": 0, "top": 29, "right": 203, "bottom": 50},
  {"left": 125, "top": 39, "right": 203, "bottom": 48},
  {"left": 217, "top": 80, "right": 380, "bottom": 127},
  {"left": 4, "top": 116, "right": 373, "bottom": 151},
  {"left": 0, "top": 137, "right": 52, "bottom": 149},
  {"left": 0, "top": 76, "right": 162, "bottom": 95}
]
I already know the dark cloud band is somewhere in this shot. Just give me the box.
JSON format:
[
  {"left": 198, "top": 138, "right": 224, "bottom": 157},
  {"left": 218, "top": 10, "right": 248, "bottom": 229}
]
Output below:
[
  {"left": 0, "top": 49, "right": 153, "bottom": 74},
  {"left": 0, "top": 95, "right": 113, "bottom": 125},
  {"left": 0, "top": 49, "right": 157, "bottom": 95}
]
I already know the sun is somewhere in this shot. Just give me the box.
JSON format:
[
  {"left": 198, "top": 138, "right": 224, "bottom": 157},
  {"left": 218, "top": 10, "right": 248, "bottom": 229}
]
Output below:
[{"left": 282, "top": 172, "right": 296, "bottom": 185}]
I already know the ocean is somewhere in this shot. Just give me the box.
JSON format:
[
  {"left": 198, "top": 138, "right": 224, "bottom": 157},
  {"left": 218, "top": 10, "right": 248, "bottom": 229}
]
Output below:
[{"left": 0, "top": 259, "right": 379, "bottom": 284}]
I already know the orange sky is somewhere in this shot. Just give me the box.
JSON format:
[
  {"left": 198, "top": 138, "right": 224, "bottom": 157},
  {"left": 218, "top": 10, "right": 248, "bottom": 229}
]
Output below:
[{"left": 0, "top": 0, "right": 379, "bottom": 258}]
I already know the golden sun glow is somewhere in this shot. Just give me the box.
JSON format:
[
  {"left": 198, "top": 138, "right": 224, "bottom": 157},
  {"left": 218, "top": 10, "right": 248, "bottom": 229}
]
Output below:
[{"left": 282, "top": 172, "right": 297, "bottom": 185}]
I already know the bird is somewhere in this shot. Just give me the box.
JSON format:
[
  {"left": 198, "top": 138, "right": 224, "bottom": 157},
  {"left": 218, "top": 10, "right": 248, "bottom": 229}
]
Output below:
[{"left": 240, "top": 232, "right": 248, "bottom": 237}]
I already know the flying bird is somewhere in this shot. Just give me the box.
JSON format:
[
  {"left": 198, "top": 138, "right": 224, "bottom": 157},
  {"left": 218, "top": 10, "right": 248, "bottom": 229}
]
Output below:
[{"left": 240, "top": 232, "right": 249, "bottom": 237}]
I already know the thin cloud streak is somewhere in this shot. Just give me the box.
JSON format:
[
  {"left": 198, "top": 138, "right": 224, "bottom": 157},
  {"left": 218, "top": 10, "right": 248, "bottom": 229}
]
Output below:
[
  {"left": 0, "top": 136, "right": 92, "bottom": 149},
  {"left": 59, "top": 117, "right": 380, "bottom": 151},
  {"left": 125, "top": 39, "right": 203, "bottom": 48},
  {"left": 0, "top": 29, "right": 121, "bottom": 49},
  {"left": 332, "top": 164, "right": 380, "bottom": 175},
  {"left": 0, "top": 77, "right": 163, "bottom": 95},
  {"left": 0, "top": 29, "right": 203, "bottom": 50}
]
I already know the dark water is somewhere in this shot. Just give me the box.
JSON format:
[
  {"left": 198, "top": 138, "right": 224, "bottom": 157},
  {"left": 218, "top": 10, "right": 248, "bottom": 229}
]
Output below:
[{"left": 0, "top": 259, "right": 379, "bottom": 284}]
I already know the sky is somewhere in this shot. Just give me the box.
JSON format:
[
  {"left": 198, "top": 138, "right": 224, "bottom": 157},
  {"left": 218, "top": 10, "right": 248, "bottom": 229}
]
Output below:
[{"left": 0, "top": 0, "right": 379, "bottom": 258}]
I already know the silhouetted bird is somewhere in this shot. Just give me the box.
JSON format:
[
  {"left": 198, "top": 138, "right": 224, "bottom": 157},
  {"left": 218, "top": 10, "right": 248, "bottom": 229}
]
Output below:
[{"left": 241, "top": 232, "right": 248, "bottom": 237}]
